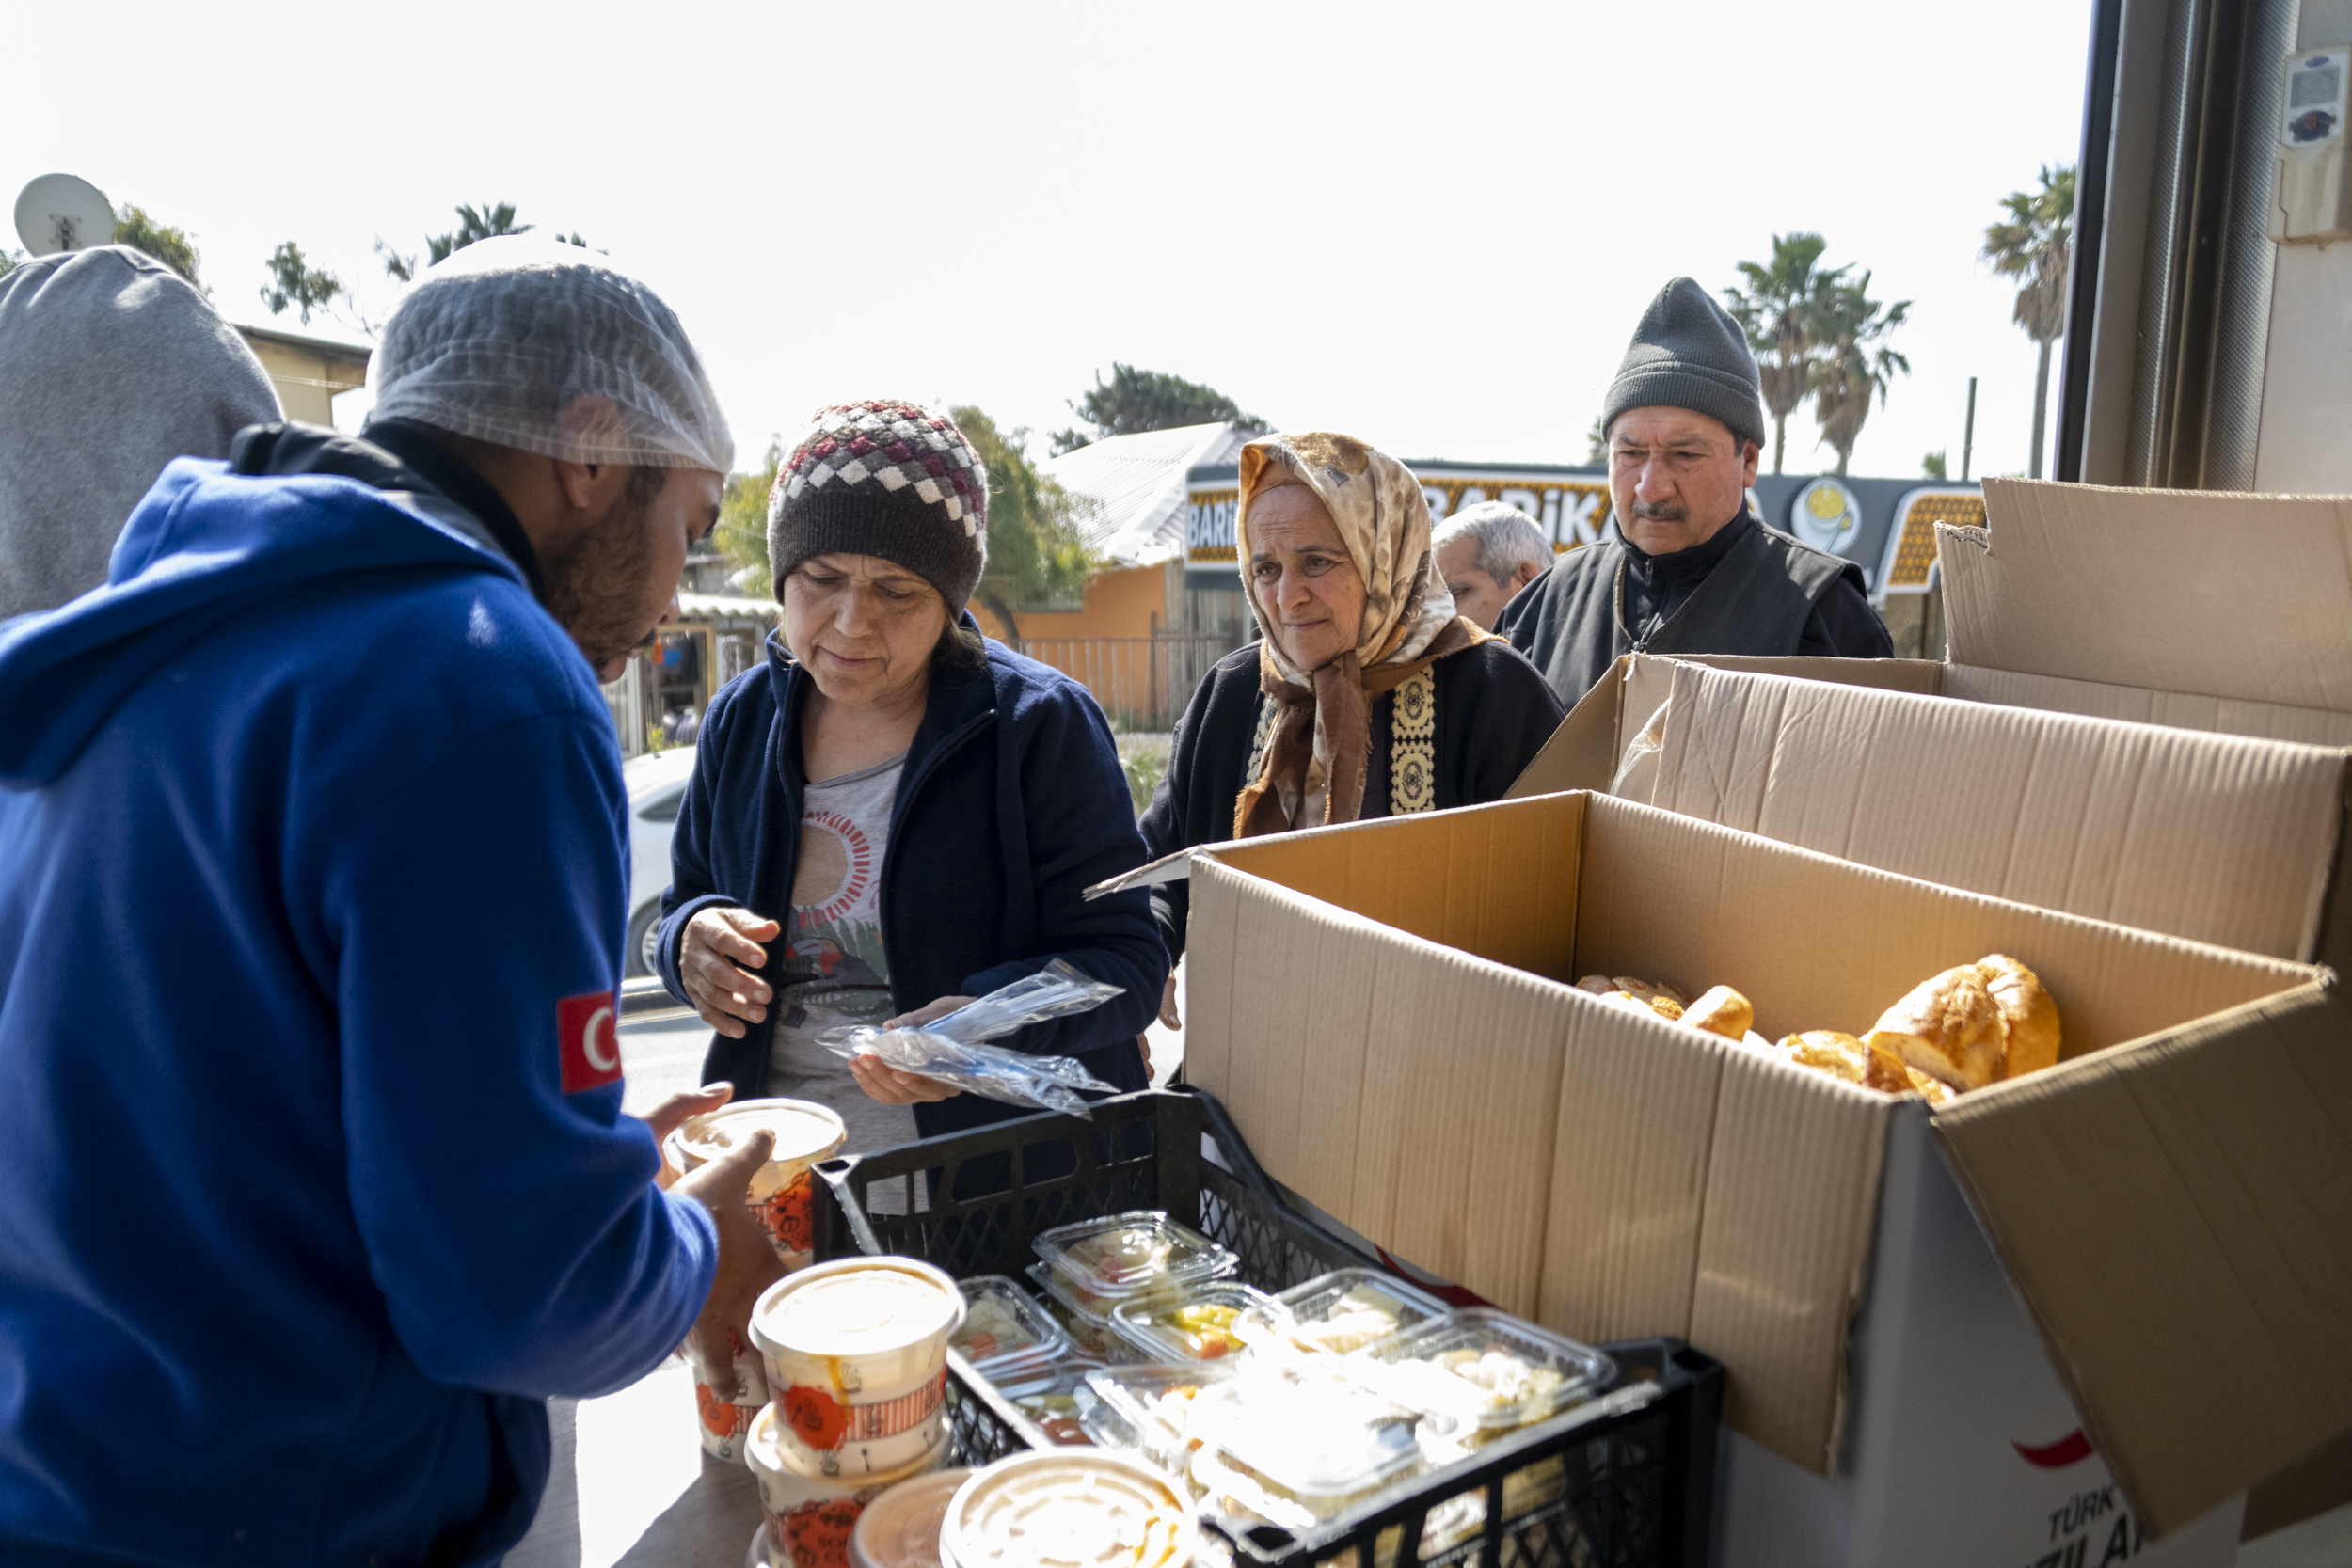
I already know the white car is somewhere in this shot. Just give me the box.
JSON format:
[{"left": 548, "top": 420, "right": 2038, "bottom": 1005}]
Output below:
[{"left": 623, "top": 748, "right": 698, "bottom": 977}]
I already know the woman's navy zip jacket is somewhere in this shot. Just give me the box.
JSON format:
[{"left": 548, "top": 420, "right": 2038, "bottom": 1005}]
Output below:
[{"left": 657, "top": 625, "right": 1164, "bottom": 1138}]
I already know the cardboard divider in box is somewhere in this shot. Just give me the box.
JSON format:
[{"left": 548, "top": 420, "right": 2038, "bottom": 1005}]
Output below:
[{"left": 1168, "top": 791, "right": 2343, "bottom": 1539}]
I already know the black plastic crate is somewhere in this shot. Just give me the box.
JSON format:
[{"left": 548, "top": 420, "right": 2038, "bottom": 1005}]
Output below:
[{"left": 811, "top": 1086, "right": 1723, "bottom": 1568}]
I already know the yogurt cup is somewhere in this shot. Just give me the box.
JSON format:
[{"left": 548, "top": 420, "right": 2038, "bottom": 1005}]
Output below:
[
  {"left": 693, "top": 1326, "right": 772, "bottom": 1463},
  {"left": 849, "top": 1466, "right": 973, "bottom": 1568},
  {"left": 746, "top": 1401, "right": 950, "bottom": 1568},
  {"left": 942, "top": 1450, "right": 1194, "bottom": 1568},
  {"left": 752, "top": 1257, "right": 966, "bottom": 1474},
  {"left": 674, "top": 1099, "right": 849, "bottom": 1270}
]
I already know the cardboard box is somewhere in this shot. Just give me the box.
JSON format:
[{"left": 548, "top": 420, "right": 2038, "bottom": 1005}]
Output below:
[
  {"left": 1161, "top": 792, "right": 2344, "bottom": 1539},
  {"left": 1559, "top": 654, "right": 2352, "bottom": 971}
]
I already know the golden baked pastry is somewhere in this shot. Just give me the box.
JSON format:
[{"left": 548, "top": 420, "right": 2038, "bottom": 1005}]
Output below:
[
  {"left": 1977, "top": 954, "right": 2060, "bottom": 1079},
  {"left": 1575, "top": 975, "right": 1617, "bottom": 996},
  {"left": 1614, "top": 976, "right": 1689, "bottom": 1008},
  {"left": 1682, "top": 985, "right": 1754, "bottom": 1041},
  {"left": 1863, "top": 964, "right": 2005, "bottom": 1091},
  {"left": 1777, "top": 1030, "right": 1915, "bottom": 1095},
  {"left": 1903, "top": 1065, "right": 1955, "bottom": 1105},
  {"left": 1592, "top": 988, "right": 1685, "bottom": 1022}
]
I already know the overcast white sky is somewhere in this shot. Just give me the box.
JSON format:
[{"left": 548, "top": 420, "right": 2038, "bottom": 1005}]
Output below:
[{"left": 8, "top": 0, "right": 2094, "bottom": 482}]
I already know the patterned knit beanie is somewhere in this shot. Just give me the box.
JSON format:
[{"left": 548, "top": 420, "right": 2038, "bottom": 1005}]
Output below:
[{"left": 766, "top": 399, "right": 989, "bottom": 609}]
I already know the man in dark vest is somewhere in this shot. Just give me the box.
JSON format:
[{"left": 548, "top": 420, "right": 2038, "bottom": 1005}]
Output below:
[{"left": 1498, "top": 277, "right": 1891, "bottom": 705}]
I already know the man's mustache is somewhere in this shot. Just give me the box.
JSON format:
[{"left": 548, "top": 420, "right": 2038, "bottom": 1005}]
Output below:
[{"left": 1630, "top": 500, "right": 1688, "bottom": 522}]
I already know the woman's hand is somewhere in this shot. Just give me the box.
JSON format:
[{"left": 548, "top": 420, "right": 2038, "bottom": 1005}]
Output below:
[
  {"left": 681, "top": 907, "right": 781, "bottom": 1039},
  {"left": 850, "top": 994, "right": 975, "bottom": 1104}
]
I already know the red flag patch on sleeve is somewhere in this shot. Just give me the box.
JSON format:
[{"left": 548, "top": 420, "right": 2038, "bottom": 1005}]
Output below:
[{"left": 558, "top": 990, "right": 623, "bottom": 1093}]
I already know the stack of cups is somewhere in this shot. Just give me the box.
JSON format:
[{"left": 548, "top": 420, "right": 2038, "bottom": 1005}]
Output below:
[
  {"left": 669, "top": 1099, "right": 848, "bottom": 1462},
  {"left": 745, "top": 1258, "right": 969, "bottom": 1568},
  {"left": 938, "top": 1450, "right": 1195, "bottom": 1567}
]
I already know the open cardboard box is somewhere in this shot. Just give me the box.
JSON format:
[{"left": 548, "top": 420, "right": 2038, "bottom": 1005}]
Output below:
[
  {"left": 1161, "top": 791, "right": 2346, "bottom": 1541},
  {"left": 1509, "top": 479, "right": 2352, "bottom": 967}
]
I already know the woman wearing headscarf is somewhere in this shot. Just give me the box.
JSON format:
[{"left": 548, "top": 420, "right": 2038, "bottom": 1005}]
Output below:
[{"left": 1138, "top": 433, "right": 1565, "bottom": 986}]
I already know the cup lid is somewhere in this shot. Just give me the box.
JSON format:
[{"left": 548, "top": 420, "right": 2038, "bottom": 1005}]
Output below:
[
  {"left": 849, "top": 1466, "right": 974, "bottom": 1568},
  {"left": 676, "top": 1098, "right": 847, "bottom": 1168},
  {"left": 944, "top": 1450, "right": 1193, "bottom": 1568},
  {"left": 753, "top": 1258, "right": 965, "bottom": 1362}
]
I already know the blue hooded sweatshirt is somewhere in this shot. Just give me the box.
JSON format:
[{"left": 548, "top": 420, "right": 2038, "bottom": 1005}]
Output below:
[{"left": 0, "top": 436, "right": 716, "bottom": 1566}]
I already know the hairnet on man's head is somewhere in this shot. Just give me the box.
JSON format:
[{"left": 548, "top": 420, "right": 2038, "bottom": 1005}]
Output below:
[{"left": 369, "top": 236, "right": 733, "bottom": 476}]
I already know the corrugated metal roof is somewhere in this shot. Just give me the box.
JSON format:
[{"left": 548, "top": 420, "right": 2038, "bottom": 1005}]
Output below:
[
  {"left": 675, "top": 590, "right": 778, "bottom": 620},
  {"left": 1040, "top": 422, "right": 1253, "bottom": 566}
]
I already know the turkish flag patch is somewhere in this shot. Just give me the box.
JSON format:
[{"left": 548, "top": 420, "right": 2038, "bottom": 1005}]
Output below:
[{"left": 558, "top": 990, "right": 623, "bottom": 1093}]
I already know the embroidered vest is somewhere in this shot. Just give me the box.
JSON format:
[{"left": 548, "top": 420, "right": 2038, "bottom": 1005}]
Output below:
[{"left": 1242, "top": 666, "right": 1439, "bottom": 819}]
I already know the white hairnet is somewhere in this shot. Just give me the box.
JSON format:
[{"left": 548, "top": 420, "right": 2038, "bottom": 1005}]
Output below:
[{"left": 368, "top": 236, "right": 733, "bottom": 475}]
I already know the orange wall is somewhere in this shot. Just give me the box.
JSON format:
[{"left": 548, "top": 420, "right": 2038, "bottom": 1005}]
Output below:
[{"left": 970, "top": 563, "right": 1168, "bottom": 642}]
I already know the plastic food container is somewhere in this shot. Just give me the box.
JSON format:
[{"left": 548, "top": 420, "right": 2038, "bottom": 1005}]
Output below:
[
  {"left": 951, "top": 1275, "right": 1070, "bottom": 1385},
  {"left": 1184, "top": 1363, "right": 1423, "bottom": 1523},
  {"left": 752, "top": 1258, "right": 966, "bottom": 1475},
  {"left": 1109, "top": 1282, "right": 1272, "bottom": 1363},
  {"left": 1350, "top": 1308, "right": 1615, "bottom": 1434},
  {"left": 993, "top": 1365, "right": 1104, "bottom": 1448},
  {"left": 1031, "top": 1211, "right": 1236, "bottom": 1317},
  {"left": 673, "top": 1099, "right": 848, "bottom": 1270},
  {"left": 1232, "top": 1267, "right": 1451, "bottom": 1358},
  {"left": 941, "top": 1449, "right": 1195, "bottom": 1568},
  {"left": 1080, "top": 1360, "right": 1239, "bottom": 1477},
  {"left": 745, "top": 1402, "right": 950, "bottom": 1568},
  {"left": 848, "top": 1466, "right": 973, "bottom": 1568},
  {"left": 1022, "top": 1263, "right": 1137, "bottom": 1364},
  {"left": 692, "top": 1327, "right": 771, "bottom": 1463}
]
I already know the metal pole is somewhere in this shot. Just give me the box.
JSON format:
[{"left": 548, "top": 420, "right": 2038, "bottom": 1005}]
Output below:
[{"left": 1962, "top": 376, "right": 1978, "bottom": 481}]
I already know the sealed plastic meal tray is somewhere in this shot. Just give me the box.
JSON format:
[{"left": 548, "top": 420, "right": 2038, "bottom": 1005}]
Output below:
[
  {"left": 992, "top": 1364, "right": 1101, "bottom": 1449},
  {"left": 1235, "top": 1266, "right": 1451, "bottom": 1357},
  {"left": 1033, "top": 1210, "right": 1238, "bottom": 1314},
  {"left": 1354, "top": 1307, "right": 1616, "bottom": 1433},
  {"left": 1187, "top": 1363, "right": 1425, "bottom": 1522},
  {"left": 811, "top": 1086, "right": 1724, "bottom": 1567},
  {"left": 1082, "top": 1358, "right": 1241, "bottom": 1477},
  {"left": 1110, "top": 1280, "right": 1272, "bottom": 1362},
  {"left": 1023, "top": 1262, "right": 1141, "bottom": 1364},
  {"left": 952, "top": 1274, "right": 1071, "bottom": 1383}
]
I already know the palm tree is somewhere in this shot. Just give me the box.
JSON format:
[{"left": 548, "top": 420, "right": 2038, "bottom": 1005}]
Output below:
[
  {"left": 1807, "top": 274, "right": 1911, "bottom": 477},
  {"left": 1725, "top": 233, "right": 1847, "bottom": 474},
  {"left": 1983, "top": 166, "right": 2075, "bottom": 479}
]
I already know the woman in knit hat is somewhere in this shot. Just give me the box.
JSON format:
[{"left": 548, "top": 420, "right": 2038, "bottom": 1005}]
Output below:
[
  {"left": 1136, "top": 432, "right": 1564, "bottom": 1020},
  {"left": 655, "top": 400, "right": 1164, "bottom": 1172}
]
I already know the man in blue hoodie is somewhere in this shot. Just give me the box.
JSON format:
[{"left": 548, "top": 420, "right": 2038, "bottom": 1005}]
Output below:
[{"left": 0, "top": 238, "right": 781, "bottom": 1566}]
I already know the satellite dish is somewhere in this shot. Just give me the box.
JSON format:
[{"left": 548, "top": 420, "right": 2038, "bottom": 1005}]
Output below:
[{"left": 14, "top": 174, "right": 117, "bottom": 257}]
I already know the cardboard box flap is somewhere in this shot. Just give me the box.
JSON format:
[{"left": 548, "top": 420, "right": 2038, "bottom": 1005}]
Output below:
[
  {"left": 1945, "top": 663, "right": 2352, "bottom": 749},
  {"left": 1933, "top": 983, "right": 2352, "bottom": 1536},
  {"left": 1647, "top": 660, "right": 2350, "bottom": 962},
  {"left": 1946, "top": 480, "right": 2352, "bottom": 711},
  {"left": 1505, "top": 652, "right": 1944, "bottom": 800}
]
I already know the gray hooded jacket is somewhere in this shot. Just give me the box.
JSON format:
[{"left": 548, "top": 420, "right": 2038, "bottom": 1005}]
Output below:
[{"left": 0, "top": 245, "right": 280, "bottom": 620}]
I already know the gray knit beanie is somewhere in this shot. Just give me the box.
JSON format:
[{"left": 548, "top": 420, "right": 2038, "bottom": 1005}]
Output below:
[
  {"left": 767, "top": 399, "right": 989, "bottom": 609},
  {"left": 1599, "top": 277, "right": 1767, "bottom": 452}
]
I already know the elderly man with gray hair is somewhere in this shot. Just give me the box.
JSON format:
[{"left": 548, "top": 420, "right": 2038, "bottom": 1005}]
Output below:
[
  {"left": 1432, "top": 500, "right": 1551, "bottom": 630},
  {"left": 0, "top": 239, "right": 783, "bottom": 1566}
]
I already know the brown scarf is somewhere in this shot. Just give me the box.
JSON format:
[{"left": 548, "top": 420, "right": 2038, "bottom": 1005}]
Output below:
[{"left": 1233, "top": 615, "right": 1495, "bottom": 837}]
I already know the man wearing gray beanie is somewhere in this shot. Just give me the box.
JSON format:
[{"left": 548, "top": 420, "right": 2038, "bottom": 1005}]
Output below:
[{"left": 1499, "top": 277, "right": 1889, "bottom": 705}]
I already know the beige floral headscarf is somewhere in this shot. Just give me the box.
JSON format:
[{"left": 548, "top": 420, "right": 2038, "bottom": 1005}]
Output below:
[{"left": 1232, "top": 433, "right": 1491, "bottom": 835}]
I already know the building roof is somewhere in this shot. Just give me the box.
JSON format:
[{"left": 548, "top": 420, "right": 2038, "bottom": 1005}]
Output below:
[
  {"left": 232, "top": 323, "right": 373, "bottom": 371},
  {"left": 675, "top": 590, "right": 778, "bottom": 622},
  {"left": 1041, "top": 421, "right": 1254, "bottom": 567}
]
